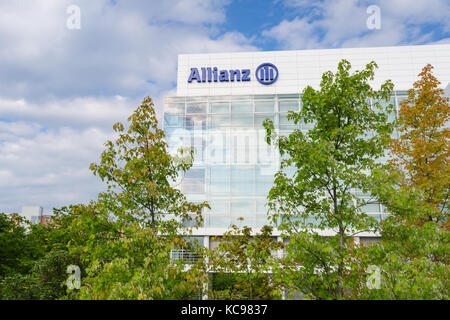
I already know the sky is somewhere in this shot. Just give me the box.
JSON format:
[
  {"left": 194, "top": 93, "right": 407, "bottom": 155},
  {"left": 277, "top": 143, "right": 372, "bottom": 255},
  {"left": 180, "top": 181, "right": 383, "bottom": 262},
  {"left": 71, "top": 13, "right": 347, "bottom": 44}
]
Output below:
[{"left": 0, "top": 0, "right": 449, "bottom": 213}]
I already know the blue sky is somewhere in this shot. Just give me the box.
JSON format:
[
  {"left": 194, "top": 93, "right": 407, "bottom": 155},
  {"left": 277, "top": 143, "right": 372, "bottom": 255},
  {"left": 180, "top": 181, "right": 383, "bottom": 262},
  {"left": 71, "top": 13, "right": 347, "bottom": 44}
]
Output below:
[{"left": 0, "top": 0, "right": 449, "bottom": 213}]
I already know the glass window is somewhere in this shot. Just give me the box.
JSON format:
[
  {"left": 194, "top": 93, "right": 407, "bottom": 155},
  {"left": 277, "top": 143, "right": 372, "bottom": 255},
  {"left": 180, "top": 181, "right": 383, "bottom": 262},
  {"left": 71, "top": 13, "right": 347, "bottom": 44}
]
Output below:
[
  {"left": 256, "top": 199, "right": 269, "bottom": 214},
  {"left": 181, "top": 168, "right": 205, "bottom": 194},
  {"left": 231, "top": 166, "right": 254, "bottom": 194},
  {"left": 231, "top": 101, "right": 253, "bottom": 113},
  {"left": 164, "top": 127, "right": 187, "bottom": 140},
  {"left": 231, "top": 113, "right": 253, "bottom": 127},
  {"left": 210, "top": 102, "right": 229, "bottom": 114},
  {"left": 278, "top": 94, "right": 299, "bottom": 100},
  {"left": 374, "top": 97, "right": 396, "bottom": 122},
  {"left": 187, "top": 103, "right": 207, "bottom": 114},
  {"left": 279, "top": 100, "right": 299, "bottom": 112},
  {"left": 361, "top": 202, "right": 380, "bottom": 213},
  {"left": 231, "top": 199, "right": 255, "bottom": 215},
  {"left": 257, "top": 137, "right": 277, "bottom": 164},
  {"left": 192, "top": 136, "right": 205, "bottom": 163},
  {"left": 164, "top": 114, "right": 183, "bottom": 127},
  {"left": 210, "top": 96, "right": 232, "bottom": 102},
  {"left": 165, "top": 103, "right": 185, "bottom": 114},
  {"left": 255, "top": 214, "right": 270, "bottom": 228},
  {"left": 255, "top": 101, "right": 275, "bottom": 113},
  {"left": 208, "top": 215, "right": 232, "bottom": 228},
  {"left": 256, "top": 167, "right": 275, "bottom": 195},
  {"left": 209, "top": 114, "right": 230, "bottom": 128},
  {"left": 185, "top": 114, "right": 206, "bottom": 129},
  {"left": 210, "top": 166, "right": 230, "bottom": 193},
  {"left": 255, "top": 94, "right": 276, "bottom": 100},
  {"left": 208, "top": 199, "right": 230, "bottom": 214}
]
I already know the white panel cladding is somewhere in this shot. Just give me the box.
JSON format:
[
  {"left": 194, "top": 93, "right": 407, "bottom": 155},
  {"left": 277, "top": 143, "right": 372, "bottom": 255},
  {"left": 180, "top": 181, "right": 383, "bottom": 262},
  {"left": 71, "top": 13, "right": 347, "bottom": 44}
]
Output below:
[{"left": 176, "top": 44, "right": 450, "bottom": 96}]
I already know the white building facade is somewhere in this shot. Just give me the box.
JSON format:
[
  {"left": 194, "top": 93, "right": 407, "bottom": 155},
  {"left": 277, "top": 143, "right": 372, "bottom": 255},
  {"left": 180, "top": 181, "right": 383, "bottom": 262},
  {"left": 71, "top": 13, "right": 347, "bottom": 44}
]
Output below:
[{"left": 163, "top": 44, "right": 450, "bottom": 249}]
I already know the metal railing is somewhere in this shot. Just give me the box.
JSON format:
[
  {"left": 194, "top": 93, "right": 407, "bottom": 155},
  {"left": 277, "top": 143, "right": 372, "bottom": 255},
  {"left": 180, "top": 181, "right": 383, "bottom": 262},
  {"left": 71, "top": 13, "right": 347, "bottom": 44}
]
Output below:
[{"left": 170, "top": 249, "right": 202, "bottom": 263}]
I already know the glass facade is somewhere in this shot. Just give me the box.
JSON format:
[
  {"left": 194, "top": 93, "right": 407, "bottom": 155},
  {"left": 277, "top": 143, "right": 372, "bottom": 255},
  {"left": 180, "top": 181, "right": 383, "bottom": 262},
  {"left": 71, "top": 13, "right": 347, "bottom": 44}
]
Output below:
[{"left": 163, "top": 92, "right": 407, "bottom": 229}]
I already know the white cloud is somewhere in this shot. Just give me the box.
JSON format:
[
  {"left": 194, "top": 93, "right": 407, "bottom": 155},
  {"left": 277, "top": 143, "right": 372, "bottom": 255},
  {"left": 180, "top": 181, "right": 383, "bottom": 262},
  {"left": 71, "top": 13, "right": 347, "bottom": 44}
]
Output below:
[
  {"left": 0, "top": 1, "right": 258, "bottom": 213},
  {"left": 0, "top": 96, "right": 136, "bottom": 130},
  {"left": 0, "top": 122, "right": 109, "bottom": 213},
  {"left": 264, "top": 0, "right": 450, "bottom": 49},
  {"left": 0, "top": 0, "right": 256, "bottom": 101}
]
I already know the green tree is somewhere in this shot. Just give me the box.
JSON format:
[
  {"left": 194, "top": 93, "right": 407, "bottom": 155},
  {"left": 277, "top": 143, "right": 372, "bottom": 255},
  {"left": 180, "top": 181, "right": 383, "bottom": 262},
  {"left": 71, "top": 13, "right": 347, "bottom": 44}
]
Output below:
[
  {"left": 76, "top": 223, "right": 206, "bottom": 300},
  {"left": 206, "top": 224, "right": 283, "bottom": 300},
  {"left": 71, "top": 97, "right": 209, "bottom": 299},
  {"left": 0, "top": 214, "right": 37, "bottom": 277},
  {"left": 0, "top": 273, "right": 38, "bottom": 300},
  {"left": 0, "top": 212, "right": 82, "bottom": 300},
  {"left": 264, "top": 60, "right": 395, "bottom": 299},
  {"left": 89, "top": 96, "right": 206, "bottom": 232},
  {"left": 1, "top": 97, "right": 210, "bottom": 300}
]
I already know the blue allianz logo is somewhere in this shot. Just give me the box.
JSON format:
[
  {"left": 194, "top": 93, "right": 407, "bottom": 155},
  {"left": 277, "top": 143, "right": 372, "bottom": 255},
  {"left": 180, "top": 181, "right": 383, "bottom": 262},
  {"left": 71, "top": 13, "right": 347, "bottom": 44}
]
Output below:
[
  {"left": 187, "top": 63, "right": 279, "bottom": 85},
  {"left": 255, "top": 63, "right": 278, "bottom": 85}
]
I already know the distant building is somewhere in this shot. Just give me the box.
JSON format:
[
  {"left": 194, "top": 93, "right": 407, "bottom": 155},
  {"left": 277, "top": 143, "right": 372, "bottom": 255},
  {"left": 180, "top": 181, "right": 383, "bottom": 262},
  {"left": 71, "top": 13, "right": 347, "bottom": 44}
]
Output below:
[
  {"left": 21, "top": 206, "right": 43, "bottom": 224},
  {"left": 20, "top": 206, "right": 53, "bottom": 225}
]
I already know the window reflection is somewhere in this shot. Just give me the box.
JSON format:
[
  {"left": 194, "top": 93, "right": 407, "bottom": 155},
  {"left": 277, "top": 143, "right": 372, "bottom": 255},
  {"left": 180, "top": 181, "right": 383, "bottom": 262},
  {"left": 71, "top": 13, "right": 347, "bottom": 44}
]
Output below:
[
  {"left": 231, "top": 199, "right": 255, "bottom": 215},
  {"left": 231, "top": 166, "right": 254, "bottom": 194},
  {"left": 181, "top": 168, "right": 205, "bottom": 194},
  {"left": 208, "top": 199, "right": 230, "bottom": 215},
  {"left": 279, "top": 100, "right": 299, "bottom": 112},
  {"left": 185, "top": 114, "right": 206, "bottom": 129},
  {"left": 164, "top": 103, "right": 185, "bottom": 114},
  {"left": 256, "top": 167, "right": 274, "bottom": 195},
  {"left": 231, "top": 101, "right": 253, "bottom": 113},
  {"left": 210, "top": 166, "right": 230, "bottom": 193},
  {"left": 187, "top": 103, "right": 207, "bottom": 113},
  {"left": 209, "top": 114, "right": 230, "bottom": 128},
  {"left": 231, "top": 113, "right": 253, "bottom": 127},
  {"left": 164, "top": 114, "right": 184, "bottom": 127},
  {"left": 210, "top": 102, "right": 229, "bottom": 113},
  {"left": 255, "top": 101, "right": 275, "bottom": 113}
]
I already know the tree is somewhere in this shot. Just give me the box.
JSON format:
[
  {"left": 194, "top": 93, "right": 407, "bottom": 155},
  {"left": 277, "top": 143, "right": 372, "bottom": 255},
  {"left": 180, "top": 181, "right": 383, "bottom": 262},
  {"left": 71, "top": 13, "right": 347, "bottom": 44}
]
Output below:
[
  {"left": 264, "top": 60, "right": 395, "bottom": 299},
  {"left": 72, "top": 97, "right": 209, "bottom": 299},
  {"left": 89, "top": 96, "right": 207, "bottom": 232},
  {"left": 349, "top": 65, "right": 450, "bottom": 299},
  {"left": 1, "top": 97, "right": 210, "bottom": 300},
  {"left": 389, "top": 64, "right": 449, "bottom": 223},
  {"left": 0, "top": 213, "right": 82, "bottom": 300},
  {"left": 76, "top": 223, "right": 206, "bottom": 300},
  {"left": 206, "top": 224, "right": 283, "bottom": 300},
  {"left": 0, "top": 214, "right": 38, "bottom": 277}
]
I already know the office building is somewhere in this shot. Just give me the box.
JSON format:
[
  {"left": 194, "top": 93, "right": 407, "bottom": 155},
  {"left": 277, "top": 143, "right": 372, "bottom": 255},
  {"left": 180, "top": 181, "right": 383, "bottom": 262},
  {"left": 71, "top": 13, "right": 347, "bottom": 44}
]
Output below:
[{"left": 163, "top": 44, "right": 450, "bottom": 249}]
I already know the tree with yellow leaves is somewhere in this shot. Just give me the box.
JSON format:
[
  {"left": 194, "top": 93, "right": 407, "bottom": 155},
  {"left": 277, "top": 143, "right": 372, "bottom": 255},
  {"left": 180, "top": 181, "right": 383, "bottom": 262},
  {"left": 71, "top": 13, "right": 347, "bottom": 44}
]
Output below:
[
  {"left": 390, "top": 64, "right": 449, "bottom": 223},
  {"left": 356, "top": 65, "right": 450, "bottom": 299}
]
